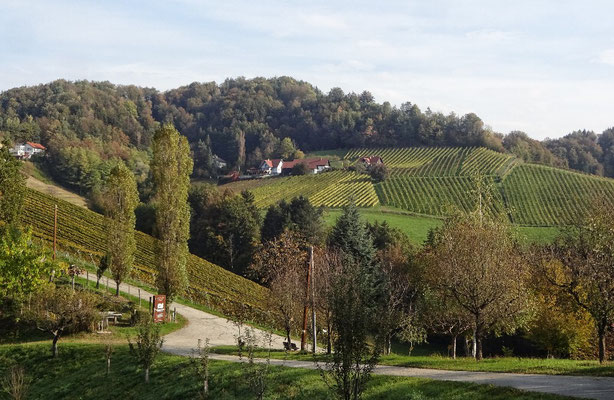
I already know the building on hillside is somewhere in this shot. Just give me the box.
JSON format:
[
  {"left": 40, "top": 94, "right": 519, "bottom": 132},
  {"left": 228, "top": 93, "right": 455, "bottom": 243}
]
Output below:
[
  {"left": 213, "top": 155, "right": 227, "bottom": 169},
  {"left": 359, "top": 155, "right": 383, "bottom": 167},
  {"left": 259, "top": 159, "right": 283, "bottom": 175},
  {"left": 10, "top": 142, "right": 46, "bottom": 159},
  {"left": 281, "top": 158, "right": 330, "bottom": 175}
]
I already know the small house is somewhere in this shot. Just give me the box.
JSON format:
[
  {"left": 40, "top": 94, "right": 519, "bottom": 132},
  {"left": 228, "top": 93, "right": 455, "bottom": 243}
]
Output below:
[
  {"left": 213, "top": 155, "right": 227, "bottom": 169},
  {"left": 359, "top": 156, "right": 383, "bottom": 167},
  {"left": 281, "top": 158, "right": 330, "bottom": 175},
  {"left": 259, "top": 159, "right": 283, "bottom": 175},
  {"left": 10, "top": 142, "right": 46, "bottom": 159}
]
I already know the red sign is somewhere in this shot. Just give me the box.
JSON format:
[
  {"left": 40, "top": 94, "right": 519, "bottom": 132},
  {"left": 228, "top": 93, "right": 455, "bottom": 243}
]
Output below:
[{"left": 153, "top": 295, "right": 166, "bottom": 323}]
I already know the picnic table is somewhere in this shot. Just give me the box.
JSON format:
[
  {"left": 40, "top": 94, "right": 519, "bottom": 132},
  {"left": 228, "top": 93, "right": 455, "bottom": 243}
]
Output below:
[{"left": 98, "top": 311, "right": 123, "bottom": 332}]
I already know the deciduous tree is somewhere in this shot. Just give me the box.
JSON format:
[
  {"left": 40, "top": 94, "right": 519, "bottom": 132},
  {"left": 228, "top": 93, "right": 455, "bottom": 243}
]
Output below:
[
  {"left": 28, "top": 285, "right": 98, "bottom": 357},
  {"left": 101, "top": 163, "right": 139, "bottom": 295},
  {"left": 250, "top": 231, "right": 307, "bottom": 346},
  {"left": 0, "top": 226, "right": 56, "bottom": 301},
  {"left": 543, "top": 199, "right": 614, "bottom": 363},
  {"left": 128, "top": 319, "right": 164, "bottom": 383},
  {"left": 151, "top": 124, "right": 193, "bottom": 302},
  {"left": 0, "top": 146, "right": 25, "bottom": 228},
  {"left": 425, "top": 212, "right": 532, "bottom": 360}
]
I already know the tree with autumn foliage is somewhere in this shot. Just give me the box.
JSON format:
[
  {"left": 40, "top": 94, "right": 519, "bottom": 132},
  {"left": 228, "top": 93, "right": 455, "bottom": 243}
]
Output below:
[
  {"left": 250, "top": 231, "right": 308, "bottom": 346},
  {"left": 425, "top": 211, "right": 533, "bottom": 360},
  {"left": 542, "top": 199, "right": 614, "bottom": 363}
]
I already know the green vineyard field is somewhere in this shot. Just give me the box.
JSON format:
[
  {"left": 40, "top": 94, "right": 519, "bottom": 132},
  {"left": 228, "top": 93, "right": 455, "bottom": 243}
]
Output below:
[
  {"left": 21, "top": 188, "right": 270, "bottom": 319},
  {"left": 503, "top": 164, "right": 614, "bottom": 226},
  {"left": 222, "top": 146, "right": 614, "bottom": 228},
  {"left": 375, "top": 176, "right": 503, "bottom": 217},
  {"left": 225, "top": 170, "right": 379, "bottom": 208}
]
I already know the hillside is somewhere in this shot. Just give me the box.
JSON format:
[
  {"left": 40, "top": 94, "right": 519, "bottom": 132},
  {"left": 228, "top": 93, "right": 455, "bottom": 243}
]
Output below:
[
  {"left": 223, "top": 146, "right": 614, "bottom": 227},
  {"left": 20, "top": 188, "right": 270, "bottom": 321}
]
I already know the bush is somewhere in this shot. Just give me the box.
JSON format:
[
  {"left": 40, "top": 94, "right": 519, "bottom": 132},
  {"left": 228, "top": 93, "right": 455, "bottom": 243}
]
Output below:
[
  {"left": 369, "top": 163, "right": 389, "bottom": 182},
  {"left": 291, "top": 163, "right": 310, "bottom": 176}
]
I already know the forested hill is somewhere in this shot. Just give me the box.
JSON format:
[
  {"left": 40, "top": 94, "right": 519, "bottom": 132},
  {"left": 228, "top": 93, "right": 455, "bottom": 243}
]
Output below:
[{"left": 1, "top": 78, "right": 613, "bottom": 195}]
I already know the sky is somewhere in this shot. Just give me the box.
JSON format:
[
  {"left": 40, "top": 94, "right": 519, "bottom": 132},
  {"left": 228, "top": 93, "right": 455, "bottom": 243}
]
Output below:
[{"left": 1, "top": 0, "right": 614, "bottom": 140}]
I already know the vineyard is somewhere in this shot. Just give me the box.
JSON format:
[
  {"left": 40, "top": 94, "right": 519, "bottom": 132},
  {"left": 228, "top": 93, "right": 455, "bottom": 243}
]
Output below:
[
  {"left": 21, "top": 188, "right": 271, "bottom": 320},
  {"left": 344, "top": 146, "right": 515, "bottom": 176},
  {"left": 503, "top": 164, "right": 614, "bottom": 226},
  {"left": 225, "top": 170, "right": 379, "bottom": 208},
  {"left": 376, "top": 176, "right": 504, "bottom": 217}
]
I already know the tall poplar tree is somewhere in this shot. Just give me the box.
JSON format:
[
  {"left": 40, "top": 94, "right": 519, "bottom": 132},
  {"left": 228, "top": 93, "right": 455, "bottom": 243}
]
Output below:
[
  {"left": 151, "top": 124, "right": 193, "bottom": 302},
  {"left": 0, "top": 145, "right": 26, "bottom": 228},
  {"left": 102, "top": 163, "right": 139, "bottom": 295}
]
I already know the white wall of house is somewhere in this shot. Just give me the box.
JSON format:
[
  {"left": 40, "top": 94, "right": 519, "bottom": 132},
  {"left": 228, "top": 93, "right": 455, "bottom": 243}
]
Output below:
[{"left": 10, "top": 143, "right": 44, "bottom": 159}]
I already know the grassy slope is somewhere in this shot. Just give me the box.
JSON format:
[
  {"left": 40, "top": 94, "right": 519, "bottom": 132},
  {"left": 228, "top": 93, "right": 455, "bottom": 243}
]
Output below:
[
  {"left": 323, "top": 209, "right": 560, "bottom": 246},
  {"left": 0, "top": 343, "right": 577, "bottom": 400},
  {"left": 21, "top": 188, "right": 271, "bottom": 322}
]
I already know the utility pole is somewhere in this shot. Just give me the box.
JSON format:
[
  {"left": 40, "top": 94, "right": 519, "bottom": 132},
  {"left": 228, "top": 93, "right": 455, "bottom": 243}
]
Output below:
[
  {"left": 53, "top": 205, "right": 57, "bottom": 259},
  {"left": 310, "top": 246, "right": 317, "bottom": 353},
  {"left": 49, "top": 204, "right": 58, "bottom": 282},
  {"left": 300, "top": 246, "right": 313, "bottom": 352}
]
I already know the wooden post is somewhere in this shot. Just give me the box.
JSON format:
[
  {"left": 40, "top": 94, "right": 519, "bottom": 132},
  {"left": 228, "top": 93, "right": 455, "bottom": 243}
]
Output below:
[
  {"left": 49, "top": 205, "right": 58, "bottom": 282},
  {"left": 86, "top": 271, "right": 89, "bottom": 290},
  {"left": 310, "top": 246, "right": 317, "bottom": 353},
  {"left": 173, "top": 307, "right": 177, "bottom": 322},
  {"left": 138, "top": 289, "right": 141, "bottom": 307},
  {"left": 53, "top": 205, "right": 57, "bottom": 260},
  {"left": 301, "top": 247, "right": 313, "bottom": 352},
  {"left": 106, "top": 277, "right": 109, "bottom": 292}
]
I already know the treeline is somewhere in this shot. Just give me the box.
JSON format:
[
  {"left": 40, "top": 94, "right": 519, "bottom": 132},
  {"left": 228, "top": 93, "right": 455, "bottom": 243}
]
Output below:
[{"left": 1, "top": 78, "right": 613, "bottom": 197}]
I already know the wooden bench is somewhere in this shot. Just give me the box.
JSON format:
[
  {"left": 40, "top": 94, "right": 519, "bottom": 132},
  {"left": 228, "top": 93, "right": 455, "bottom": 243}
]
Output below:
[{"left": 283, "top": 341, "right": 298, "bottom": 351}]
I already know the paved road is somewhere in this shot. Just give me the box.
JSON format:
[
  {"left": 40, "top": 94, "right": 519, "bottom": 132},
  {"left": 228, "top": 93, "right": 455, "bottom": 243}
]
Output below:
[{"left": 89, "top": 274, "right": 614, "bottom": 400}]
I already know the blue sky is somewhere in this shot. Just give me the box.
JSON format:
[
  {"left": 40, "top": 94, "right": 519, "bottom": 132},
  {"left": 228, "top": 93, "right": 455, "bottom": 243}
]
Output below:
[{"left": 1, "top": 0, "right": 614, "bottom": 139}]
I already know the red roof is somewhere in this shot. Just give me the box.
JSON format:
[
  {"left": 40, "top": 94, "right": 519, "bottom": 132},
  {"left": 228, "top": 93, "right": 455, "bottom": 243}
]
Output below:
[
  {"left": 282, "top": 158, "right": 329, "bottom": 170},
  {"left": 360, "top": 156, "right": 382, "bottom": 164},
  {"left": 26, "top": 142, "right": 46, "bottom": 150},
  {"left": 262, "top": 159, "right": 282, "bottom": 168}
]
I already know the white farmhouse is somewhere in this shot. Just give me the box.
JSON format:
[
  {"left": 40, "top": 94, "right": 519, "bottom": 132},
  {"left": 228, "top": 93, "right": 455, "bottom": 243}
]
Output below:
[
  {"left": 10, "top": 142, "right": 46, "bottom": 159},
  {"left": 259, "top": 159, "right": 283, "bottom": 175}
]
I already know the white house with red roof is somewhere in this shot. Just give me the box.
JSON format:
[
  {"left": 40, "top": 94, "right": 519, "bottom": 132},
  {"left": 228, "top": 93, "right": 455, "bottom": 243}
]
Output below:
[
  {"left": 10, "top": 142, "right": 46, "bottom": 159},
  {"left": 259, "top": 158, "right": 283, "bottom": 175},
  {"left": 359, "top": 155, "right": 383, "bottom": 167}
]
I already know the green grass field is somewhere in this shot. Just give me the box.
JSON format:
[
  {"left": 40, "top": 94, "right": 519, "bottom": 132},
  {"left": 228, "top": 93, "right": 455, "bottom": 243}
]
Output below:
[
  {"left": 0, "top": 343, "right": 577, "bottom": 399},
  {"left": 323, "top": 209, "right": 560, "bottom": 246},
  {"left": 213, "top": 346, "right": 614, "bottom": 378},
  {"left": 323, "top": 208, "right": 442, "bottom": 245}
]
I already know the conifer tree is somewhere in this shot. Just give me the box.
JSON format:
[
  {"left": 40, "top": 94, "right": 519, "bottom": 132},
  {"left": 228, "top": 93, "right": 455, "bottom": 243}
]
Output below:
[
  {"left": 151, "top": 124, "right": 193, "bottom": 302},
  {"left": 327, "top": 202, "right": 375, "bottom": 266}
]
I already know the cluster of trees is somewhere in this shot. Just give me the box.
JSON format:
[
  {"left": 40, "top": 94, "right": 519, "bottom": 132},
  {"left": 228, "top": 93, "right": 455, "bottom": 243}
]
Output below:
[
  {"left": 0, "top": 78, "right": 506, "bottom": 197},
  {"left": 2, "top": 78, "right": 613, "bottom": 200},
  {"left": 1, "top": 123, "right": 193, "bottom": 359},
  {"left": 249, "top": 194, "right": 614, "bottom": 398}
]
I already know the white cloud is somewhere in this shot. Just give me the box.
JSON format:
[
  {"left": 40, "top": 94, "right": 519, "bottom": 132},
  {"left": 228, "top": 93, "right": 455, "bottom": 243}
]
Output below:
[
  {"left": 1, "top": 0, "right": 614, "bottom": 139},
  {"left": 597, "top": 49, "right": 614, "bottom": 66}
]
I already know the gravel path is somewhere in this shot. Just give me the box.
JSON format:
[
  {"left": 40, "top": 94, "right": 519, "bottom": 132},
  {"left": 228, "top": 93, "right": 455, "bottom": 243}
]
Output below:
[{"left": 88, "top": 273, "right": 614, "bottom": 400}]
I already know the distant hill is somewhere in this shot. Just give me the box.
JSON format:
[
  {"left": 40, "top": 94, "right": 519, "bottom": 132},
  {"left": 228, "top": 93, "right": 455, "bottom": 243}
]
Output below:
[{"left": 223, "top": 147, "right": 614, "bottom": 226}]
